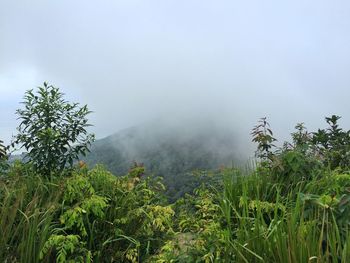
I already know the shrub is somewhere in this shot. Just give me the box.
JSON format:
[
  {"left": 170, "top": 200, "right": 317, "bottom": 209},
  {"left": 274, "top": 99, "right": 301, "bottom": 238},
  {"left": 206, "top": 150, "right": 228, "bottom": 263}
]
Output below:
[
  {"left": 14, "top": 82, "right": 95, "bottom": 176},
  {"left": 312, "top": 115, "right": 350, "bottom": 169}
]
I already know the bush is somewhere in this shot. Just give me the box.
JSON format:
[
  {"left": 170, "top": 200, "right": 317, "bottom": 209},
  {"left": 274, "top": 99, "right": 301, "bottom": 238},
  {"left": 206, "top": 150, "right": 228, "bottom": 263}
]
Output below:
[
  {"left": 14, "top": 83, "right": 95, "bottom": 176},
  {"left": 312, "top": 115, "right": 350, "bottom": 169}
]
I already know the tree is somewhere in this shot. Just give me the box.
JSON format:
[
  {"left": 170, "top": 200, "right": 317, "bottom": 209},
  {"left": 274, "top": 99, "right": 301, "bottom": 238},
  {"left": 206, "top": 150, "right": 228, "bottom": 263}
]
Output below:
[{"left": 14, "top": 82, "right": 95, "bottom": 176}]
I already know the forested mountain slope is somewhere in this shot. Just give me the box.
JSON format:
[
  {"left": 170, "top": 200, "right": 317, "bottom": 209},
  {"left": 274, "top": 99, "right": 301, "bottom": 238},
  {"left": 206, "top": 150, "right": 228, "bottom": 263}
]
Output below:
[{"left": 85, "top": 118, "right": 247, "bottom": 199}]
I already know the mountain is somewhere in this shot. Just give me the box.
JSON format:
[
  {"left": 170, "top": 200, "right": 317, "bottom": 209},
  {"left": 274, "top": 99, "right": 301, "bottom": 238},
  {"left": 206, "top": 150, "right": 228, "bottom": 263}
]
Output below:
[{"left": 84, "top": 118, "right": 248, "bottom": 200}]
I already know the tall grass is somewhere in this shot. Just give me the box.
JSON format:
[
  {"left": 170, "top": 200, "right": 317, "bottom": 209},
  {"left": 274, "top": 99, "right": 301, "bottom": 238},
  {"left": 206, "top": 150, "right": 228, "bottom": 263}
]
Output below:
[
  {"left": 0, "top": 172, "right": 62, "bottom": 263},
  {"left": 217, "top": 168, "right": 350, "bottom": 262}
]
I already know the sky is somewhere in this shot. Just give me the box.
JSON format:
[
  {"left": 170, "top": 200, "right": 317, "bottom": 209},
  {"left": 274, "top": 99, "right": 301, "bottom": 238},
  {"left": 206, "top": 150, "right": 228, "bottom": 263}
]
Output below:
[{"left": 1, "top": 0, "right": 350, "bottom": 147}]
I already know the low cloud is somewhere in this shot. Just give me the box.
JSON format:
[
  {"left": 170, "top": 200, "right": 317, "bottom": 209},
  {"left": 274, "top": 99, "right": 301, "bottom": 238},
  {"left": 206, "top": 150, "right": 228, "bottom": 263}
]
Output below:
[{"left": 1, "top": 0, "right": 350, "bottom": 148}]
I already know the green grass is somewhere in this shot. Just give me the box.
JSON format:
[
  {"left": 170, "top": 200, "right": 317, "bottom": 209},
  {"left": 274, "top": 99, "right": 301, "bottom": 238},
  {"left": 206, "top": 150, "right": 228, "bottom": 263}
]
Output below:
[{"left": 212, "top": 167, "right": 350, "bottom": 263}]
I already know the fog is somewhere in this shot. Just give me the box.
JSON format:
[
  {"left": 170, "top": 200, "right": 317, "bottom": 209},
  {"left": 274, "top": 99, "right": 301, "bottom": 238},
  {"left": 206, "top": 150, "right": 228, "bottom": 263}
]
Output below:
[{"left": 1, "top": 0, "right": 350, "bottom": 152}]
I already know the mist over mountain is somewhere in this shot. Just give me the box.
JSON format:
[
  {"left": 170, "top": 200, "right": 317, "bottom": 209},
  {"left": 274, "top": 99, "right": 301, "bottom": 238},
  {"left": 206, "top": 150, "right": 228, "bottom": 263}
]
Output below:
[{"left": 85, "top": 117, "right": 250, "bottom": 200}]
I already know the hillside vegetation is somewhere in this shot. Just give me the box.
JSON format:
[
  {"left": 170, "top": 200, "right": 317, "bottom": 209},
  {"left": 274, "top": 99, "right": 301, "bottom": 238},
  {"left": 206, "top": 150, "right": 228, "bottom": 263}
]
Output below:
[
  {"left": 84, "top": 119, "right": 243, "bottom": 201},
  {"left": 1, "top": 84, "right": 350, "bottom": 262}
]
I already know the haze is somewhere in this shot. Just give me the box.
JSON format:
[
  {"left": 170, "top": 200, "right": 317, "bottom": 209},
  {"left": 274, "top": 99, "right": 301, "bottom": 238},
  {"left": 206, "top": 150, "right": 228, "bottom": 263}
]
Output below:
[{"left": 1, "top": 0, "right": 350, "bottom": 149}]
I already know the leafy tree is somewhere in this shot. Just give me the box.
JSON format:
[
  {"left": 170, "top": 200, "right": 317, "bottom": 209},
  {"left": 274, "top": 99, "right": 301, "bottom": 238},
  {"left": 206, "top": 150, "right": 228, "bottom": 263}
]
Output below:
[{"left": 14, "top": 82, "right": 95, "bottom": 176}]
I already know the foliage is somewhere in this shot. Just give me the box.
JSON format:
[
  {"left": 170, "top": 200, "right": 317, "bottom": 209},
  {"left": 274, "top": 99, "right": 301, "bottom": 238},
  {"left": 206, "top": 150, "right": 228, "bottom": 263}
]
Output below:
[
  {"left": 0, "top": 139, "right": 6, "bottom": 159},
  {"left": 3, "top": 97, "right": 350, "bottom": 263},
  {"left": 83, "top": 123, "right": 239, "bottom": 202},
  {"left": 312, "top": 115, "right": 350, "bottom": 169},
  {"left": 0, "top": 167, "right": 61, "bottom": 263},
  {"left": 153, "top": 186, "right": 229, "bottom": 263},
  {"left": 0, "top": 139, "right": 9, "bottom": 173},
  {"left": 40, "top": 235, "right": 92, "bottom": 263},
  {"left": 251, "top": 117, "right": 277, "bottom": 161},
  {"left": 291, "top": 122, "right": 312, "bottom": 151},
  {"left": 0, "top": 163, "right": 174, "bottom": 262},
  {"left": 153, "top": 115, "right": 350, "bottom": 262},
  {"left": 14, "top": 82, "right": 95, "bottom": 176}
]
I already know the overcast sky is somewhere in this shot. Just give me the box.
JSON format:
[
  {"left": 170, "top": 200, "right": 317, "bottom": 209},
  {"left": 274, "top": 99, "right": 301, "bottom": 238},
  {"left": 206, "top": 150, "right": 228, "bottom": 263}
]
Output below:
[{"left": 1, "top": 0, "right": 350, "bottom": 146}]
